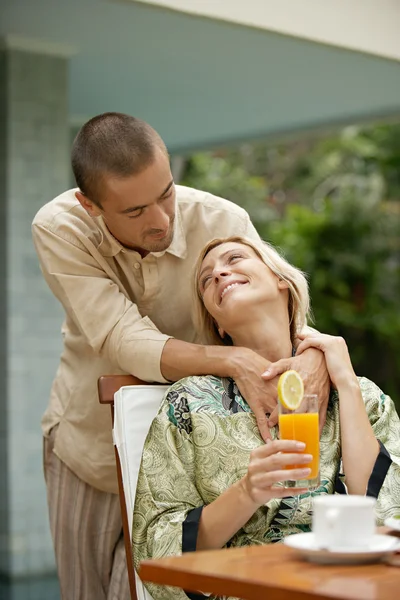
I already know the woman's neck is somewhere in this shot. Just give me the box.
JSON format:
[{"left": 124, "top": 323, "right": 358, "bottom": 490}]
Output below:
[{"left": 229, "top": 311, "right": 293, "bottom": 363}]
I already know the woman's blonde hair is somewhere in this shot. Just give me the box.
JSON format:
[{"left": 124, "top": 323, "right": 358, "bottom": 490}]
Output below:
[{"left": 192, "top": 236, "right": 311, "bottom": 346}]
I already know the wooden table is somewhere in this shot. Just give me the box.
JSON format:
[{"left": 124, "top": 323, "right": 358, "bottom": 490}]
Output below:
[{"left": 139, "top": 542, "right": 400, "bottom": 600}]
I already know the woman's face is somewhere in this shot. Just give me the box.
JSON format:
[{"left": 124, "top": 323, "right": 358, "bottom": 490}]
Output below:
[{"left": 198, "top": 242, "right": 288, "bottom": 335}]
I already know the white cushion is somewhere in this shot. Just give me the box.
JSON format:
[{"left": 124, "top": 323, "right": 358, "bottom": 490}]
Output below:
[{"left": 113, "top": 384, "right": 169, "bottom": 600}]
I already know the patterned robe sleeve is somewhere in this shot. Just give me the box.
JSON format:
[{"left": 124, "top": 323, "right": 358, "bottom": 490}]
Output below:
[
  {"left": 133, "top": 386, "right": 207, "bottom": 600},
  {"left": 360, "top": 377, "right": 400, "bottom": 523}
]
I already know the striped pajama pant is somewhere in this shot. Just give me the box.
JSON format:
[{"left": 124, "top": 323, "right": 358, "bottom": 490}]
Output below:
[{"left": 43, "top": 426, "right": 130, "bottom": 600}]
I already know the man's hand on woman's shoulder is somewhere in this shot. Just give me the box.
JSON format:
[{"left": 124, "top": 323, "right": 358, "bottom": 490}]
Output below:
[{"left": 261, "top": 344, "right": 330, "bottom": 433}]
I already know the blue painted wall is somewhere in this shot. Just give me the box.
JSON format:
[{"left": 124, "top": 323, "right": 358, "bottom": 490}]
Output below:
[{"left": 2, "top": 0, "right": 400, "bottom": 151}]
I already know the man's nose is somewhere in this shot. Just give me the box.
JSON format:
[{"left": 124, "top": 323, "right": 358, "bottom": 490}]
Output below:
[{"left": 149, "top": 204, "right": 170, "bottom": 231}]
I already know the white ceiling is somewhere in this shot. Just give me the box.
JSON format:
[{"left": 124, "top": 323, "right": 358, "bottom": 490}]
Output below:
[{"left": 135, "top": 0, "right": 400, "bottom": 61}]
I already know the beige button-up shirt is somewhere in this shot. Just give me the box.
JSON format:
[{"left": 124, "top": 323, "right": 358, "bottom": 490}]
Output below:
[{"left": 32, "top": 185, "right": 260, "bottom": 493}]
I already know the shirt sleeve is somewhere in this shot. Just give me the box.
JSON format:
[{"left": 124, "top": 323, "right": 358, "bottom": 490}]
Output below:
[
  {"left": 182, "top": 506, "right": 204, "bottom": 553},
  {"left": 335, "top": 439, "right": 391, "bottom": 497},
  {"left": 32, "top": 222, "right": 171, "bottom": 382},
  {"left": 360, "top": 378, "right": 400, "bottom": 522},
  {"left": 242, "top": 213, "right": 262, "bottom": 241},
  {"left": 366, "top": 441, "right": 392, "bottom": 498}
]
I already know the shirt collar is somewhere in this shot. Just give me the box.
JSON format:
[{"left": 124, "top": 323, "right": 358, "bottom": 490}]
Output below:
[
  {"left": 96, "top": 199, "right": 187, "bottom": 260},
  {"left": 96, "top": 217, "right": 125, "bottom": 257}
]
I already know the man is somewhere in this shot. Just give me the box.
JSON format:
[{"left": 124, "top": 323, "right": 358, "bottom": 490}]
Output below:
[{"left": 33, "top": 112, "right": 328, "bottom": 599}]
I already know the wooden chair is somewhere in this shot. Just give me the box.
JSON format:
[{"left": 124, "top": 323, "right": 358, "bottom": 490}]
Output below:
[{"left": 98, "top": 375, "right": 169, "bottom": 600}]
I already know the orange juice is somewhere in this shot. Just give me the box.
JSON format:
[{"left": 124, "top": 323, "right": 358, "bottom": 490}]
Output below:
[{"left": 278, "top": 412, "right": 319, "bottom": 479}]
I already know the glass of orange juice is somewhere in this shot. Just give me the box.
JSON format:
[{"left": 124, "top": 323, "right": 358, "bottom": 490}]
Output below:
[{"left": 278, "top": 394, "right": 320, "bottom": 490}]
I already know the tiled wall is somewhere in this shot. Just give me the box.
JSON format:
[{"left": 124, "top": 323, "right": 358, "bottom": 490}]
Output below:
[
  {"left": 0, "top": 46, "right": 10, "bottom": 578},
  {"left": 0, "top": 574, "right": 60, "bottom": 600},
  {"left": 1, "top": 47, "right": 69, "bottom": 577}
]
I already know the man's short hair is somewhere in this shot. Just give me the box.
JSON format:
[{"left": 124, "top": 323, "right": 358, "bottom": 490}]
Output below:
[{"left": 71, "top": 112, "right": 168, "bottom": 206}]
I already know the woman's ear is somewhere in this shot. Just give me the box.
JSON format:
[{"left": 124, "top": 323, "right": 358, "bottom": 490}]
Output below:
[{"left": 278, "top": 277, "right": 290, "bottom": 290}]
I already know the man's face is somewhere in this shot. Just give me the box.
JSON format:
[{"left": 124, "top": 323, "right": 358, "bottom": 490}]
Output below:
[{"left": 80, "top": 147, "right": 176, "bottom": 255}]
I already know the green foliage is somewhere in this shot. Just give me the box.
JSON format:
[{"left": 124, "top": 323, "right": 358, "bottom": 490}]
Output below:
[
  {"left": 181, "top": 121, "right": 400, "bottom": 407},
  {"left": 181, "top": 153, "right": 274, "bottom": 225},
  {"left": 265, "top": 200, "right": 400, "bottom": 401}
]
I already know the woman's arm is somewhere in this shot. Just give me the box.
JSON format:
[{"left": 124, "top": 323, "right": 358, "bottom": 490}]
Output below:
[
  {"left": 196, "top": 439, "right": 311, "bottom": 551},
  {"left": 297, "top": 333, "right": 379, "bottom": 495},
  {"left": 134, "top": 389, "right": 311, "bottom": 564},
  {"left": 335, "top": 376, "right": 379, "bottom": 494}
]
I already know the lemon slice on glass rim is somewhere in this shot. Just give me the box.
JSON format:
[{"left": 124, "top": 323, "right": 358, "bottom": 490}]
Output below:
[{"left": 277, "top": 370, "right": 304, "bottom": 410}]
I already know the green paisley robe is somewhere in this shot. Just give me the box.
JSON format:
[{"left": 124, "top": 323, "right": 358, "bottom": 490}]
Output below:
[{"left": 133, "top": 376, "right": 400, "bottom": 600}]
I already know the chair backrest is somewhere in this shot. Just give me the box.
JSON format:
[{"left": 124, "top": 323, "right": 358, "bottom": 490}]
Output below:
[{"left": 98, "top": 375, "right": 169, "bottom": 600}]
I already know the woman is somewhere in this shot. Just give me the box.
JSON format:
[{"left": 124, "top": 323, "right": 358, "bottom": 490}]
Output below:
[{"left": 133, "top": 236, "right": 400, "bottom": 600}]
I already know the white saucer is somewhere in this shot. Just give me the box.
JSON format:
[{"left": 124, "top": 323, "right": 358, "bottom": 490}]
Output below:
[
  {"left": 384, "top": 516, "right": 400, "bottom": 532},
  {"left": 284, "top": 532, "right": 400, "bottom": 565}
]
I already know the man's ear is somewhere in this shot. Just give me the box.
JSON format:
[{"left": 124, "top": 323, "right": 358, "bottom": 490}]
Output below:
[{"left": 75, "top": 190, "right": 102, "bottom": 217}]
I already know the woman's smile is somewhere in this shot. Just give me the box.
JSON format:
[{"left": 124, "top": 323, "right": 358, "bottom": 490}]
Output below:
[{"left": 219, "top": 281, "right": 249, "bottom": 304}]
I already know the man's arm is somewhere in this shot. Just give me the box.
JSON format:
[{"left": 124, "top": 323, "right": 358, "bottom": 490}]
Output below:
[
  {"left": 32, "top": 219, "right": 277, "bottom": 439},
  {"left": 32, "top": 222, "right": 172, "bottom": 382},
  {"left": 161, "top": 339, "right": 329, "bottom": 441},
  {"left": 33, "top": 218, "right": 328, "bottom": 441},
  {"left": 162, "top": 339, "right": 279, "bottom": 440}
]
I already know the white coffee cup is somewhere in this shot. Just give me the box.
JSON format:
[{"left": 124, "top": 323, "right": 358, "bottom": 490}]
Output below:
[{"left": 312, "top": 495, "right": 376, "bottom": 550}]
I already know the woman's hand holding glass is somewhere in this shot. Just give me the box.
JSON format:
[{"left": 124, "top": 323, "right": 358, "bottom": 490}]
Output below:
[{"left": 241, "top": 439, "right": 312, "bottom": 507}]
